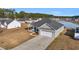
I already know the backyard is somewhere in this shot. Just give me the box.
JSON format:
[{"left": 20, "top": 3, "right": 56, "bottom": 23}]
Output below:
[
  {"left": 0, "top": 23, "right": 36, "bottom": 49},
  {"left": 46, "top": 28, "right": 79, "bottom": 50}
]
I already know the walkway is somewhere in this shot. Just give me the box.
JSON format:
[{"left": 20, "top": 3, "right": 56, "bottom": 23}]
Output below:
[{"left": 12, "top": 35, "right": 54, "bottom": 50}]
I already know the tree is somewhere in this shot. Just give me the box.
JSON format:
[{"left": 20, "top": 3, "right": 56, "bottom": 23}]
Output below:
[
  {"left": 73, "top": 16, "right": 79, "bottom": 19},
  {"left": 0, "top": 8, "right": 54, "bottom": 19}
]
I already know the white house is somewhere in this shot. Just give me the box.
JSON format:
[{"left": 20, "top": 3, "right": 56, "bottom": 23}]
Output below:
[
  {"left": 18, "top": 18, "right": 27, "bottom": 23},
  {"left": 74, "top": 27, "right": 79, "bottom": 39},
  {"left": 26, "top": 18, "right": 42, "bottom": 24},
  {"left": 0, "top": 19, "right": 21, "bottom": 29},
  {"left": 7, "top": 20, "right": 21, "bottom": 29},
  {"left": 31, "top": 19, "right": 64, "bottom": 38}
]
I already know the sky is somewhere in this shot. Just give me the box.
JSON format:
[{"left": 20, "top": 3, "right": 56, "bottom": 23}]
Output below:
[{"left": 15, "top": 8, "right": 79, "bottom": 16}]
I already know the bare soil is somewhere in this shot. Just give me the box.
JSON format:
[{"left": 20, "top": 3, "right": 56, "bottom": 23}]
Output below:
[
  {"left": 47, "top": 28, "right": 79, "bottom": 50},
  {"left": 0, "top": 23, "right": 35, "bottom": 49}
]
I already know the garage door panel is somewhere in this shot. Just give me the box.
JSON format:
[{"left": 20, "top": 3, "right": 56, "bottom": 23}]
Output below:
[{"left": 39, "top": 30, "right": 52, "bottom": 37}]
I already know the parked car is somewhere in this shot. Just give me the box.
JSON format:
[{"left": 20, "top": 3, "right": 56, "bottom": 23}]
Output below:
[{"left": 74, "top": 27, "right": 79, "bottom": 39}]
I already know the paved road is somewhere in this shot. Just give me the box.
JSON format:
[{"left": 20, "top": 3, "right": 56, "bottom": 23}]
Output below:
[{"left": 12, "top": 35, "right": 54, "bottom": 50}]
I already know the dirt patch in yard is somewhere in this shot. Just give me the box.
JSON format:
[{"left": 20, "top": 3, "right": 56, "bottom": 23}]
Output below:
[
  {"left": 0, "top": 23, "right": 36, "bottom": 49},
  {"left": 47, "top": 28, "right": 79, "bottom": 50}
]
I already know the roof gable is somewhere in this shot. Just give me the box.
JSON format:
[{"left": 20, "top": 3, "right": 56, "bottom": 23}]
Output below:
[
  {"left": 38, "top": 23, "right": 54, "bottom": 30},
  {"left": 0, "top": 20, "right": 13, "bottom": 25},
  {"left": 39, "top": 23, "right": 51, "bottom": 29},
  {"left": 32, "top": 19, "right": 63, "bottom": 30},
  {"left": 6, "top": 20, "right": 13, "bottom": 24}
]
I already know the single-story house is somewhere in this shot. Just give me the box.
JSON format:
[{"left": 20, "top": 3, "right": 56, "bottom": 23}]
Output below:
[
  {"left": 0, "top": 19, "right": 21, "bottom": 29},
  {"left": 18, "top": 18, "right": 27, "bottom": 23},
  {"left": 31, "top": 19, "right": 64, "bottom": 38},
  {"left": 74, "top": 27, "right": 79, "bottom": 39},
  {"left": 26, "top": 18, "right": 42, "bottom": 24},
  {"left": 18, "top": 18, "right": 42, "bottom": 24}
]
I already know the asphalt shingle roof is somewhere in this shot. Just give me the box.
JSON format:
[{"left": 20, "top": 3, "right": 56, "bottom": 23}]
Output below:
[
  {"left": 32, "top": 18, "right": 63, "bottom": 30},
  {"left": 0, "top": 20, "right": 13, "bottom": 25}
]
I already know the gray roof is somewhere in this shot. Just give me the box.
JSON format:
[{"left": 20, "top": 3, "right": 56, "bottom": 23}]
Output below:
[
  {"left": 18, "top": 19, "right": 26, "bottom": 21},
  {"left": 0, "top": 20, "right": 6, "bottom": 25},
  {"left": 6, "top": 20, "right": 13, "bottom": 24},
  {"left": 32, "top": 19, "right": 63, "bottom": 30},
  {"left": 18, "top": 18, "right": 29, "bottom": 21},
  {"left": 0, "top": 20, "right": 13, "bottom": 25}
]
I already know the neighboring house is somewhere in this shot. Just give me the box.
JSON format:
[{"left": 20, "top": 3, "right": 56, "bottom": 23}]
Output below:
[
  {"left": 74, "top": 18, "right": 79, "bottom": 22},
  {"left": 26, "top": 18, "right": 42, "bottom": 24},
  {"left": 0, "top": 20, "right": 8, "bottom": 28},
  {"left": 26, "top": 20, "right": 40, "bottom": 24},
  {"left": 0, "top": 19, "right": 21, "bottom": 29},
  {"left": 31, "top": 19, "right": 64, "bottom": 38},
  {"left": 74, "top": 27, "right": 79, "bottom": 39},
  {"left": 0, "top": 18, "right": 13, "bottom": 20},
  {"left": 50, "top": 18, "right": 61, "bottom": 21},
  {"left": 7, "top": 20, "right": 21, "bottom": 29},
  {"left": 18, "top": 18, "right": 42, "bottom": 24},
  {"left": 18, "top": 18, "right": 27, "bottom": 23}
]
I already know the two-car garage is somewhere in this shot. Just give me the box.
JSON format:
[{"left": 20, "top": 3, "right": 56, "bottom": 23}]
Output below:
[
  {"left": 39, "top": 26, "right": 64, "bottom": 38},
  {"left": 32, "top": 19, "right": 64, "bottom": 38},
  {"left": 39, "top": 29, "right": 53, "bottom": 38}
]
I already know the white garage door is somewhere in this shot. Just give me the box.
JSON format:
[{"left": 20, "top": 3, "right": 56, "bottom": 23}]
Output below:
[{"left": 39, "top": 30, "right": 52, "bottom": 37}]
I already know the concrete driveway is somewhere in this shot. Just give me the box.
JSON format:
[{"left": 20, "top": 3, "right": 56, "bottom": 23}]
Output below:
[{"left": 13, "top": 35, "right": 54, "bottom": 50}]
